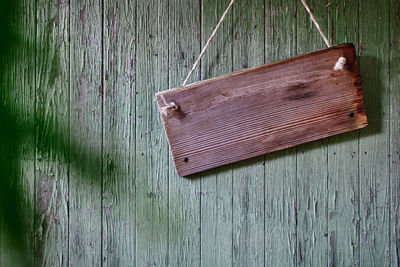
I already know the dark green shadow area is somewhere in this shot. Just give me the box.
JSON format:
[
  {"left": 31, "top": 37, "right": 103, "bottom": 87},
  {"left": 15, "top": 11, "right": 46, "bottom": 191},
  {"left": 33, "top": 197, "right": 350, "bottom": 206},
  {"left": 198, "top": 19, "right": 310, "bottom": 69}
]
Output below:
[
  {"left": 0, "top": 1, "right": 32, "bottom": 264},
  {"left": 0, "top": 0, "right": 117, "bottom": 265}
]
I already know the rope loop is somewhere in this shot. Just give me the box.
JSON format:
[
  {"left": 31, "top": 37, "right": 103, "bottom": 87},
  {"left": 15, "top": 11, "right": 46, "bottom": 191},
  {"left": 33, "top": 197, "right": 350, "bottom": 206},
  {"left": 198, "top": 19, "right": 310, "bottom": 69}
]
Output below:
[{"left": 160, "top": 95, "right": 179, "bottom": 116}]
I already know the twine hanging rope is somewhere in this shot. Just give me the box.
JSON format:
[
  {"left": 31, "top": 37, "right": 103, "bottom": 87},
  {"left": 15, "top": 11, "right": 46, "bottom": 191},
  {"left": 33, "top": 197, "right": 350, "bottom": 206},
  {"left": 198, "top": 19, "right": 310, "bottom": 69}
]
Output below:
[
  {"left": 161, "top": 0, "right": 346, "bottom": 116},
  {"left": 182, "top": 0, "right": 236, "bottom": 86},
  {"left": 300, "top": 0, "right": 331, "bottom": 48},
  {"left": 300, "top": 0, "right": 346, "bottom": 70}
]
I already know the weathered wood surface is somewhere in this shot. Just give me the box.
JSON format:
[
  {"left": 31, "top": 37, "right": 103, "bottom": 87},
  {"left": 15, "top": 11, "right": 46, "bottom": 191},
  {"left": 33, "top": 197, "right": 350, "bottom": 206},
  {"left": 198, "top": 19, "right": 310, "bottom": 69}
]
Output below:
[
  {"left": 168, "top": 0, "right": 201, "bottom": 265},
  {"left": 327, "top": 0, "right": 360, "bottom": 266},
  {"left": 103, "top": 0, "right": 136, "bottom": 266},
  {"left": 157, "top": 43, "right": 367, "bottom": 176},
  {"left": 390, "top": 1, "right": 400, "bottom": 266},
  {"left": 264, "top": 1, "right": 297, "bottom": 265},
  {"left": 296, "top": 2, "right": 330, "bottom": 266},
  {"left": 359, "top": 1, "right": 391, "bottom": 265},
  {"left": 0, "top": 0, "right": 35, "bottom": 266},
  {"left": 35, "top": 0, "right": 69, "bottom": 265},
  {"left": 136, "top": 0, "right": 169, "bottom": 265},
  {"left": 200, "top": 1, "right": 233, "bottom": 266},
  {"left": 69, "top": 0, "right": 103, "bottom": 265},
  {"left": 232, "top": 0, "right": 265, "bottom": 265},
  {"left": 1, "top": 0, "right": 399, "bottom": 266}
]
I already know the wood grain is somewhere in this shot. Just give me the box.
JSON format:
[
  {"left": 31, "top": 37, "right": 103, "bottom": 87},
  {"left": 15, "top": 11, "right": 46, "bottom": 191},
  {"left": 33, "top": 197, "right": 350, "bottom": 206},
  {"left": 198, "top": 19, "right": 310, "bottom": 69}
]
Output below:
[
  {"left": 327, "top": 1, "right": 360, "bottom": 266},
  {"left": 69, "top": 1, "right": 102, "bottom": 265},
  {"left": 0, "top": 0, "right": 35, "bottom": 265},
  {"left": 232, "top": 0, "right": 265, "bottom": 265},
  {"left": 135, "top": 0, "right": 169, "bottom": 265},
  {"left": 296, "top": 3, "right": 329, "bottom": 265},
  {"left": 200, "top": 1, "right": 233, "bottom": 266},
  {"left": 157, "top": 43, "right": 367, "bottom": 176},
  {"left": 264, "top": 0, "right": 297, "bottom": 265},
  {"left": 168, "top": 0, "right": 201, "bottom": 265},
  {"left": 35, "top": 0, "right": 69, "bottom": 265},
  {"left": 3, "top": 0, "right": 400, "bottom": 265},
  {"left": 102, "top": 0, "right": 136, "bottom": 266},
  {"left": 390, "top": 0, "right": 400, "bottom": 265},
  {"left": 359, "top": 0, "right": 391, "bottom": 265}
]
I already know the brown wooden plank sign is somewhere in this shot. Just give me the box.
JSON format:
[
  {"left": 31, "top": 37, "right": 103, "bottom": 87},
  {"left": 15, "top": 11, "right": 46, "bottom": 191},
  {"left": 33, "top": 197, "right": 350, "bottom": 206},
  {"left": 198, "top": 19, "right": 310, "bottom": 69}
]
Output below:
[{"left": 156, "top": 43, "right": 368, "bottom": 176}]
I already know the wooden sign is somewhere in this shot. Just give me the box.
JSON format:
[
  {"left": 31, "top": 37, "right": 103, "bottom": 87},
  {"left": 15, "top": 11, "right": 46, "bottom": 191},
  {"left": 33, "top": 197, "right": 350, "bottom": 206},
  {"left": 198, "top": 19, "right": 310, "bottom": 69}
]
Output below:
[{"left": 156, "top": 43, "right": 368, "bottom": 176}]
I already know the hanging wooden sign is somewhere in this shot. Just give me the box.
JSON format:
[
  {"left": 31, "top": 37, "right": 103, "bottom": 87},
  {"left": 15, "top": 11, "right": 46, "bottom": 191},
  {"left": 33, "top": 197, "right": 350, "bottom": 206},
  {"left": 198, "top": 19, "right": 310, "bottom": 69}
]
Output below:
[{"left": 156, "top": 43, "right": 368, "bottom": 176}]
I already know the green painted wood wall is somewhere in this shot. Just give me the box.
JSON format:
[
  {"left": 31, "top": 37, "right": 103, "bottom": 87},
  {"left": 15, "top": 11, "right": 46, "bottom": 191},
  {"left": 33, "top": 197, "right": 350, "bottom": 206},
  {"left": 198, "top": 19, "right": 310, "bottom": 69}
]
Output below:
[{"left": 0, "top": 0, "right": 399, "bottom": 266}]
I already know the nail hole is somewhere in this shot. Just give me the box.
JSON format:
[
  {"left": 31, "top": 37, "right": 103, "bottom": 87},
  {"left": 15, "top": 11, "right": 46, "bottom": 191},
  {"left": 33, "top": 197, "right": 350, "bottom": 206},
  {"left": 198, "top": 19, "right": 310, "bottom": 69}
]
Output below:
[
  {"left": 184, "top": 157, "right": 189, "bottom": 163},
  {"left": 349, "top": 112, "right": 355, "bottom": 118}
]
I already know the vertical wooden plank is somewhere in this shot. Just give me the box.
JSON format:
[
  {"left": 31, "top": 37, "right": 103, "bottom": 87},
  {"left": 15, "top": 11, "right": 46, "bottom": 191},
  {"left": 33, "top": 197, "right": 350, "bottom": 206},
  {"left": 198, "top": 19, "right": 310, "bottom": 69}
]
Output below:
[
  {"left": 296, "top": 1, "right": 328, "bottom": 266},
  {"left": 21, "top": 1, "right": 36, "bottom": 264},
  {"left": 264, "top": 0, "right": 297, "bottom": 266},
  {"left": 0, "top": 0, "right": 35, "bottom": 265},
  {"left": 102, "top": 0, "right": 136, "bottom": 266},
  {"left": 135, "top": 0, "right": 169, "bottom": 266},
  {"left": 200, "top": 0, "right": 233, "bottom": 266},
  {"left": 69, "top": 0, "right": 103, "bottom": 265},
  {"left": 231, "top": 0, "right": 264, "bottom": 266},
  {"left": 327, "top": 1, "right": 360, "bottom": 266},
  {"left": 168, "top": 0, "right": 201, "bottom": 265},
  {"left": 35, "top": 0, "right": 69, "bottom": 265},
  {"left": 359, "top": 0, "right": 391, "bottom": 265},
  {"left": 390, "top": 0, "right": 400, "bottom": 265}
]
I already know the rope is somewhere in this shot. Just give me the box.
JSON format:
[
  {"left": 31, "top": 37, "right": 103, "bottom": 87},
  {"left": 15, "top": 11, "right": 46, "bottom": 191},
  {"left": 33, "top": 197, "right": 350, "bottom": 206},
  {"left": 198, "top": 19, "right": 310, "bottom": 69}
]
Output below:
[
  {"left": 160, "top": 0, "right": 235, "bottom": 116},
  {"left": 160, "top": 0, "right": 347, "bottom": 116},
  {"left": 300, "top": 0, "right": 332, "bottom": 48},
  {"left": 182, "top": 0, "right": 235, "bottom": 86}
]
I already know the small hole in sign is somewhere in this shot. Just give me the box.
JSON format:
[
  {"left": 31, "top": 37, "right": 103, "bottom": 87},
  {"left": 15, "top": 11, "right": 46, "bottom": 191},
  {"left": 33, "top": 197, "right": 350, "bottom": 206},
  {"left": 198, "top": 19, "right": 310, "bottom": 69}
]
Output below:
[
  {"left": 184, "top": 157, "right": 189, "bottom": 163},
  {"left": 349, "top": 112, "right": 355, "bottom": 118}
]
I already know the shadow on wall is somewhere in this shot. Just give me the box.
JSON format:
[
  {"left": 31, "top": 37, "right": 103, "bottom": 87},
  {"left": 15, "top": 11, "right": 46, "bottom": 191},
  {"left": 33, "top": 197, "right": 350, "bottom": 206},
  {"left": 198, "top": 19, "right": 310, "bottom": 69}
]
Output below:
[
  {"left": 358, "top": 55, "right": 384, "bottom": 135},
  {"left": 0, "top": 0, "right": 110, "bottom": 265}
]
